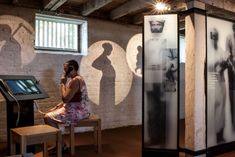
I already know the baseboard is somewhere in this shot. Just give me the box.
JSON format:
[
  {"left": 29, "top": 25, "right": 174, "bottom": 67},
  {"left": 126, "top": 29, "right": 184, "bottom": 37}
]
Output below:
[
  {"left": 207, "top": 141, "right": 235, "bottom": 157},
  {"left": 142, "top": 148, "right": 179, "bottom": 157},
  {"left": 179, "top": 147, "right": 206, "bottom": 156}
]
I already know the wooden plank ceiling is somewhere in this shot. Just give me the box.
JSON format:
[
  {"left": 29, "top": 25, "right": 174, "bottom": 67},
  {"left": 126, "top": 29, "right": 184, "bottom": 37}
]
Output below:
[{"left": 0, "top": 0, "right": 235, "bottom": 26}]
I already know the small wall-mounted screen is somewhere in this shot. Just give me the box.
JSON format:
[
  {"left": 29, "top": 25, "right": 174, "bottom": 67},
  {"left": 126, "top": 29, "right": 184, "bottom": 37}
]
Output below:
[{"left": 5, "top": 79, "right": 41, "bottom": 95}]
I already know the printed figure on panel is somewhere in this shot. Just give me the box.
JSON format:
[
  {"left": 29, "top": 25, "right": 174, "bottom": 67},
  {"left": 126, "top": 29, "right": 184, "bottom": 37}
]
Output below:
[
  {"left": 226, "top": 23, "right": 235, "bottom": 130},
  {"left": 207, "top": 17, "right": 235, "bottom": 147},
  {"left": 144, "top": 14, "right": 178, "bottom": 149}
]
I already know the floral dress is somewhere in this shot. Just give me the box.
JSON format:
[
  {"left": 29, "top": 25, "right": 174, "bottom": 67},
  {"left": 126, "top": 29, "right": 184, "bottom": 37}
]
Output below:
[{"left": 47, "top": 76, "right": 90, "bottom": 125}]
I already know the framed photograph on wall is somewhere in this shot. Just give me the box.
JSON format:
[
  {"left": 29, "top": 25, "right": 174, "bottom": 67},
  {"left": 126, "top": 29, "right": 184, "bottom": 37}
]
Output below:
[
  {"left": 143, "top": 14, "right": 178, "bottom": 151},
  {"left": 207, "top": 16, "right": 235, "bottom": 148}
]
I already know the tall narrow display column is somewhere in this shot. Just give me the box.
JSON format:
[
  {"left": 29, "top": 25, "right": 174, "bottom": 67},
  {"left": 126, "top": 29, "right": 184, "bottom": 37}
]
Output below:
[
  {"left": 184, "top": 1, "right": 206, "bottom": 155},
  {"left": 143, "top": 14, "right": 178, "bottom": 157}
]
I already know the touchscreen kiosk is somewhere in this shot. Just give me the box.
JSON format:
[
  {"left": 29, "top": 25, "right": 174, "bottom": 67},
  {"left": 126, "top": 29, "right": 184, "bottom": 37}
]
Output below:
[
  {"left": 0, "top": 75, "right": 48, "bottom": 101},
  {"left": 0, "top": 75, "right": 49, "bottom": 154}
]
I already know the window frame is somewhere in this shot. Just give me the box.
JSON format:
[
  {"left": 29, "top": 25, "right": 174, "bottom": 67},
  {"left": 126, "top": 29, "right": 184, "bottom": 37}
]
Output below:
[{"left": 35, "top": 13, "right": 88, "bottom": 55}]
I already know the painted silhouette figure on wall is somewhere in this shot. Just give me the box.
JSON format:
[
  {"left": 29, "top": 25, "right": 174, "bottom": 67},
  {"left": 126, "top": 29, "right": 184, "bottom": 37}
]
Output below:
[
  {"left": 135, "top": 45, "right": 142, "bottom": 75},
  {"left": 92, "top": 43, "right": 116, "bottom": 106},
  {"left": 0, "top": 24, "right": 21, "bottom": 68}
]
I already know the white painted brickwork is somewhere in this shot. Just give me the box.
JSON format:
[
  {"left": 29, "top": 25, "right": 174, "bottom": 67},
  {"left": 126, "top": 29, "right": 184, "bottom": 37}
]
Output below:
[{"left": 0, "top": 4, "right": 142, "bottom": 141}]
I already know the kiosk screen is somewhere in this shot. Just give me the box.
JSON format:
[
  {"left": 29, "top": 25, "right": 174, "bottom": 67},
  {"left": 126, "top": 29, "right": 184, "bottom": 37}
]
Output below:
[{"left": 5, "top": 79, "right": 41, "bottom": 95}]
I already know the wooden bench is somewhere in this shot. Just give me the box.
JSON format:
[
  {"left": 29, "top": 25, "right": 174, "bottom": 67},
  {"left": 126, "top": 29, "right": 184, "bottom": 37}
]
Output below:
[
  {"left": 10, "top": 124, "right": 62, "bottom": 157},
  {"left": 67, "top": 114, "right": 102, "bottom": 155}
]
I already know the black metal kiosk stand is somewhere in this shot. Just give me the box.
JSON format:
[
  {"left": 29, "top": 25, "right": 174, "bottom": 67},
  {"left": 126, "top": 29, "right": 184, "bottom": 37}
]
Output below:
[{"left": 0, "top": 75, "right": 49, "bottom": 154}]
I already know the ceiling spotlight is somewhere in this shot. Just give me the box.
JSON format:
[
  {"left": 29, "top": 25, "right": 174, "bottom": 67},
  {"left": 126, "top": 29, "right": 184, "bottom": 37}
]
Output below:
[
  {"left": 155, "top": 2, "right": 165, "bottom": 11},
  {"left": 154, "top": 2, "right": 171, "bottom": 13}
]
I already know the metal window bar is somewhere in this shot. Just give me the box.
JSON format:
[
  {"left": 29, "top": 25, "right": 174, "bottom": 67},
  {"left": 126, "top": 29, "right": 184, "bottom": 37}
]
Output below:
[
  {"left": 73, "top": 24, "right": 78, "bottom": 50},
  {"left": 48, "top": 21, "right": 52, "bottom": 47},
  {"left": 39, "top": 20, "right": 43, "bottom": 47},
  {"left": 35, "top": 20, "right": 37, "bottom": 46}
]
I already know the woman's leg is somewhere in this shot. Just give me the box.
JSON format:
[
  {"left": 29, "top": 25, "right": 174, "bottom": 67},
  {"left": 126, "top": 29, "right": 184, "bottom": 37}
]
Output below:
[
  {"left": 43, "top": 111, "right": 68, "bottom": 151},
  {"left": 45, "top": 102, "right": 63, "bottom": 114},
  {"left": 44, "top": 114, "right": 59, "bottom": 128},
  {"left": 43, "top": 103, "right": 65, "bottom": 128}
]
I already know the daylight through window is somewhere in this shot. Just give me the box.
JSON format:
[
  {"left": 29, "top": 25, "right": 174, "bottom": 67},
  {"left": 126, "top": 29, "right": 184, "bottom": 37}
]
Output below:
[{"left": 35, "top": 13, "right": 87, "bottom": 55}]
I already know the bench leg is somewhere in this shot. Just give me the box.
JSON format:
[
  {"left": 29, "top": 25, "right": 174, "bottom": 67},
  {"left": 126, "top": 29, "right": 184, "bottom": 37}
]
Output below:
[
  {"left": 57, "top": 131, "right": 62, "bottom": 157},
  {"left": 20, "top": 137, "right": 27, "bottom": 155},
  {"left": 93, "top": 126, "right": 98, "bottom": 147},
  {"left": 43, "top": 142, "right": 48, "bottom": 157},
  {"left": 70, "top": 125, "right": 75, "bottom": 155},
  {"left": 10, "top": 131, "right": 16, "bottom": 155},
  {"left": 97, "top": 119, "right": 102, "bottom": 153}
]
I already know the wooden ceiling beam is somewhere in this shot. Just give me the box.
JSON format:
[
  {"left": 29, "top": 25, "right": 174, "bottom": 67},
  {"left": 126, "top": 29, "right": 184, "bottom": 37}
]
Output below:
[
  {"left": 50, "top": 0, "right": 67, "bottom": 11},
  {"left": 43, "top": 0, "right": 67, "bottom": 11},
  {"left": 82, "top": 0, "right": 113, "bottom": 16},
  {"left": 43, "top": 0, "right": 58, "bottom": 10},
  {"left": 12, "top": 0, "right": 18, "bottom": 5},
  {"left": 110, "top": 0, "right": 151, "bottom": 20},
  {"left": 188, "top": 0, "right": 235, "bottom": 13},
  {"left": 133, "top": 13, "right": 145, "bottom": 25}
]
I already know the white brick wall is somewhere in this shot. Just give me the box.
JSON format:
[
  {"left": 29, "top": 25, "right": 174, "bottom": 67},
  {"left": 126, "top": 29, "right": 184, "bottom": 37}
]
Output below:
[{"left": 0, "top": 5, "right": 142, "bottom": 141}]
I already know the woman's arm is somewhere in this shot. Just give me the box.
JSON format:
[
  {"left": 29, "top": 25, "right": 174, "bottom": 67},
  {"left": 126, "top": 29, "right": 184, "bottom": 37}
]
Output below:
[{"left": 60, "top": 78, "right": 80, "bottom": 103}]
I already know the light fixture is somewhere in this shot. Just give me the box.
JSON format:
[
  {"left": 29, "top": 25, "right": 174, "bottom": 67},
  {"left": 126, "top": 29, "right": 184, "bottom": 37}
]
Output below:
[{"left": 154, "top": 1, "right": 171, "bottom": 13}]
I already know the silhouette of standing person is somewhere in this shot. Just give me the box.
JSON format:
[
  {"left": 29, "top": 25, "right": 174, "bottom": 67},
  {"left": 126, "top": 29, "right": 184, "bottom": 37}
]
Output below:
[
  {"left": 135, "top": 46, "right": 142, "bottom": 75},
  {"left": 0, "top": 24, "right": 21, "bottom": 68},
  {"left": 92, "top": 43, "right": 116, "bottom": 106}
]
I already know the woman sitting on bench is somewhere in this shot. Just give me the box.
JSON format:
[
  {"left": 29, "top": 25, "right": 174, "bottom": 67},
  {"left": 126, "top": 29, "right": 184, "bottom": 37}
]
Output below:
[{"left": 44, "top": 59, "right": 90, "bottom": 150}]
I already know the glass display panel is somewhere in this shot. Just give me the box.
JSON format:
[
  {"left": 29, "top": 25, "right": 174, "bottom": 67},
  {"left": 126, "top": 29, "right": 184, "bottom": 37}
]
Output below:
[
  {"left": 143, "top": 14, "right": 178, "bottom": 149},
  {"left": 207, "top": 16, "right": 235, "bottom": 147}
]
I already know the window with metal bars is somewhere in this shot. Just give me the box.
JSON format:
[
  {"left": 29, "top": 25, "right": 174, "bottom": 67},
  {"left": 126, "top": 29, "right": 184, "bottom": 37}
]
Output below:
[{"left": 35, "top": 13, "right": 88, "bottom": 55}]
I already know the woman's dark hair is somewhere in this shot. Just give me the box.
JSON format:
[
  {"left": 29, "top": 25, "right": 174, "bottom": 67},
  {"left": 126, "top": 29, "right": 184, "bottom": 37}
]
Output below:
[{"left": 66, "top": 60, "right": 79, "bottom": 71}]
